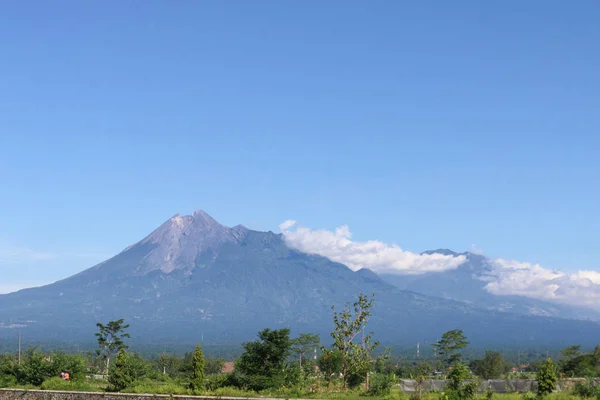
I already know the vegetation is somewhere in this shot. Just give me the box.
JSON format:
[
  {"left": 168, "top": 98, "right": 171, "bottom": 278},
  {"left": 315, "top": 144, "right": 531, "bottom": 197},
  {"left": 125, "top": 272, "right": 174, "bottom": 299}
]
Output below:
[
  {"left": 470, "top": 351, "right": 507, "bottom": 379},
  {"left": 536, "top": 358, "right": 557, "bottom": 398},
  {"left": 433, "top": 329, "right": 470, "bottom": 369},
  {"left": 2, "top": 299, "right": 600, "bottom": 399},
  {"left": 95, "top": 318, "right": 131, "bottom": 372},
  {"left": 328, "top": 293, "right": 386, "bottom": 390},
  {"left": 189, "top": 344, "right": 206, "bottom": 393}
]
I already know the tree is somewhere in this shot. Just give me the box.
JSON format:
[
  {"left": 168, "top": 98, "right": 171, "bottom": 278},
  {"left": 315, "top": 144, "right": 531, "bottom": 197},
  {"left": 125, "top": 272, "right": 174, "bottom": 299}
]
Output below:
[
  {"left": 536, "top": 358, "right": 557, "bottom": 397},
  {"left": 447, "top": 363, "right": 479, "bottom": 400},
  {"left": 433, "top": 329, "right": 469, "bottom": 368},
  {"left": 561, "top": 345, "right": 581, "bottom": 361},
  {"left": 292, "top": 333, "right": 320, "bottom": 368},
  {"left": 329, "top": 293, "right": 382, "bottom": 390},
  {"left": 318, "top": 349, "right": 343, "bottom": 385},
  {"left": 108, "top": 349, "right": 133, "bottom": 392},
  {"left": 446, "top": 362, "right": 471, "bottom": 391},
  {"left": 205, "top": 357, "right": 225, "bottom": 375},
  {"left": 236, "top": 328, "right": 292, "bottom": 389},
  {"left": 189, "top": 344, "right": 205, "bottom": 393},
  {"left": 95, "top": 319, "right": 130, "bottom": 372},
  {"left": 470, "top": 351, "right": 505, "bottom": 379}
]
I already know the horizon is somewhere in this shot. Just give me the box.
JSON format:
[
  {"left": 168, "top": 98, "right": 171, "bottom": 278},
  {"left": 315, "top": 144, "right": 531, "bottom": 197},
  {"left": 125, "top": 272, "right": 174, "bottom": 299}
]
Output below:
[{"left": 1, "top": 2, "right": 599, "bottom": 310}]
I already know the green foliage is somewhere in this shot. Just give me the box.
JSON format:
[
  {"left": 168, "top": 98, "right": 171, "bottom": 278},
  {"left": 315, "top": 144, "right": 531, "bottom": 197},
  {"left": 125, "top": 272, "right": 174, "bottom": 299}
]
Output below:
[
  {"left": 536, "top": 358, "right": 558, "bottom": 398},
  {"left": 235, "top": 327, "right": 292, "bottom": 390},
  {"left": 122, "top": 377, "right": 192, "bottom": 395},
  {"left": 329, "top": 293, "right": 381, "bottom": 389},
  {"left": 108, "top": 348, "right": 133, "bottom": 392},
  {"left": 446, "top": 363, "right": 471, "bottom": 391},
  {"left": 14, "top": 347, "right": 54, "bottom": 386},
  {"left": 205, "top": 373, "right": 233, "bottom": 391},
  {"left": 49, "top": 351, "right": 87, "bottom": 382},
  {"left": 319, "top": 349, "right": 343, "bottom": 383},
  {"left": 292, "top": 333, "right": 320, "bottom": 368},
  {"left": 433, "top": 330, "right": 469, "bottom": 368},
  {"left": 571, "top": 381, "right": 598, "bottom": 398},
  {"left": 205, "top": 357, "right": 225, "bottom": 375},
  {"left": 40, "top": 377, "right": 95, "bottom": 391},
  {"left": 189, "top": 344, "right": 206, "bottom": 393},
  {"left": 156, "top": 353, "right": 184, "bottom": 377},
  {"left": 558, "top": 345, "right": 598, "bottom": 378},
  {"left": 95, "top": 318, "right": 130, "bottom": 372},
  {"left": 367, "top": 372, "right": 396, "bottom": 396},
  {"left": 522, "top": 392, "right": 538, "bottom": 400},
  {"left": 470, "top": 351, "right": 506, "bottom": 379}
]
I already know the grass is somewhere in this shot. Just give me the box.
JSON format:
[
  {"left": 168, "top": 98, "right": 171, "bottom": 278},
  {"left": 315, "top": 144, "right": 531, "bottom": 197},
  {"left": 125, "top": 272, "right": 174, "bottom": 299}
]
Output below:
[{"left": 0, "top": 378, "right": 591, "bottom": 400}]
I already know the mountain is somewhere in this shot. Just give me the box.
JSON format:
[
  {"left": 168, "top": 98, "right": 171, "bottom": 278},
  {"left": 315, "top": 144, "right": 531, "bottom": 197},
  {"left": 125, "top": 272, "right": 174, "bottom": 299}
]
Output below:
[
  {"left": 380, "top": 249, "right": 600, "bottom": 321},
  {"left": 1, "top": 211, "right": 600, "bottom": 349}
]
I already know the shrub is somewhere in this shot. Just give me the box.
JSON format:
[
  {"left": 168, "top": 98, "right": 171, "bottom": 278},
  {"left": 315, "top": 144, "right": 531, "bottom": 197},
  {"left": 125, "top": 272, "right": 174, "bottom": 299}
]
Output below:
[
  {"left": 573, "top": 381, "right": 598, "bottom": 398},
  {"left": 536, "top": 359, "right": 557, "bottom": 398},
  {"left": 367, "top": 372, "right": 396, "bottom": 396},
  {"left": 522, "top": 392, "right": 537, "bottom": 400},
  {"left": 0, "top": 374, "right": 17, "bottom": 389},
  {"left": 108, "top": 349, "right": 133, "bottom": 392},
  {"left": 446, "top": 363, "right": 471, "bottom": 391},
  {"left": 40, "top": 377, "right": 95, "bottom": 391},
  {"left": 205, "top": 373, "right": 232, "bottom": 391}
]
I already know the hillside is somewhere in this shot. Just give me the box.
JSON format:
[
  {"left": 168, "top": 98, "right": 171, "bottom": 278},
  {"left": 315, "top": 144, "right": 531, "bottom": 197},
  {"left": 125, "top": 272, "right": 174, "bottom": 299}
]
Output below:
[{"left": 1, "top": 211, "right": 599, "bottom": 349}]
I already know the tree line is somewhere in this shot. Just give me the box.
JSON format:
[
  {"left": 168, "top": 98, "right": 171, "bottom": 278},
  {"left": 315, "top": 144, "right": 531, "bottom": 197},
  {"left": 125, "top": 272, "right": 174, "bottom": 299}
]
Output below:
[{"left": 2, "top": 293, "right": 600, "bottom": 398}]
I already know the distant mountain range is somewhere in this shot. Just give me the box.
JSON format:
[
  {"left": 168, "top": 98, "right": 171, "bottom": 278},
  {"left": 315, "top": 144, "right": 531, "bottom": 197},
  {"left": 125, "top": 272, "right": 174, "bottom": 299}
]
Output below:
[
  {"left": 381, "top": 250, "right": 600, "bottom": 321},
  {"left": 1, "top": 210, "right": 599, "bottom": 349}
]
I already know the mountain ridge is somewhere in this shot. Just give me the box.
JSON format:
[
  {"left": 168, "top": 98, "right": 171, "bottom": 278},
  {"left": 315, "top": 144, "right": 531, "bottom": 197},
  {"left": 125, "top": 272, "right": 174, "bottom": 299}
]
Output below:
[{"left": 1, "top": 210, "right": 599, "bottom": 348}]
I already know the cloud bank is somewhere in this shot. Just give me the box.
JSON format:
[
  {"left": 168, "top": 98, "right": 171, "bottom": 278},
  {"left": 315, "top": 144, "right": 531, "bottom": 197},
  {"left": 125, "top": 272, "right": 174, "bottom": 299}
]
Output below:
[
  {"left": 485, "top": 259, "right": 600, "bottom": 308},
  {"left": 279, "top": 220, "right": 600, "bottom": 309},
  {"left": 279, "top": 220, "right": 466, "bottom": 274}
]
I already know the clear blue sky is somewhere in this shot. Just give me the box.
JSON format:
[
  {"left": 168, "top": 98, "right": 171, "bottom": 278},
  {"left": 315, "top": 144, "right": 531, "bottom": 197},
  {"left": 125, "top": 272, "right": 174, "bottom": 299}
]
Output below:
[{"left": 1, "top": 1, "right": 599, "bottom": 290}]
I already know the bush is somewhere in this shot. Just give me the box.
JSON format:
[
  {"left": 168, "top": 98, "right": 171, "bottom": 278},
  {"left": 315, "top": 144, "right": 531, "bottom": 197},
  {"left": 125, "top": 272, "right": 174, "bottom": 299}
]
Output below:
[
  {"left": 40, "top": 377, "right": 95, "bottom": 391},
  {"left": 367, "top": 372, "right": 396, "bottom": 396},
  {"left": 209, "top": 386, "right": 257, "bottom": 397},
  {"left": 205, "top": 373, "right": 232, "bottom": 391},
  {"left": 0, "top": 374, "right": 17, "bottom": 389},
  {"left": 573, "top": 381, "right": 598, "bottom": 398},
  {"left": 522, "top": 392, "right": 537, "bottom": 400}
]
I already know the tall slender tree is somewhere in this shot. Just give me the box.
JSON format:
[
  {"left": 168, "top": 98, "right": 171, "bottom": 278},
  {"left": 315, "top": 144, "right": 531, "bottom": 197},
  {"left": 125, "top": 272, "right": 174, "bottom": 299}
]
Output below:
[
  {"left": 190, "top": 344, "right": 206, "bottom": 393},
  {"left": 95, "top": 319, "right": 130, "bottom": 372}
]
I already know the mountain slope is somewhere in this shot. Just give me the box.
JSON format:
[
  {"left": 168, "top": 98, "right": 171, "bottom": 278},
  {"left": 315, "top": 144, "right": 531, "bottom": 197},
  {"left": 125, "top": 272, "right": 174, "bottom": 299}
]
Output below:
[
  {"left": 380, "top": 249, "right": 600, "bottom": 321},
  {"left": 1, "top": 212, "right": 599, "bottom": 348}
]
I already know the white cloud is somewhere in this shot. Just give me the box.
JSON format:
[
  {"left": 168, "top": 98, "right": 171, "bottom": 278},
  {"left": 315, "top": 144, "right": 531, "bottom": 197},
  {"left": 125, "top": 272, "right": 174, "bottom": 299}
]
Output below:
[
  {"left": 279, "top": 221, "right": 466, "bottom": 275},
  {"left": 484, "top": 259, "right": 600, "bottom": 308},
  {"left": 279, "top": 220, "right": 297, "bottom": 231}
]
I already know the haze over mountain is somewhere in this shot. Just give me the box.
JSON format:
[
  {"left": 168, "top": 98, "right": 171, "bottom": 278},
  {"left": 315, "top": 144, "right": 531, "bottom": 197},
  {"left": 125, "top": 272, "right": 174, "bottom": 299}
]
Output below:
[{"left": 1, "top": 210, "right": 599, "bottom": 349}]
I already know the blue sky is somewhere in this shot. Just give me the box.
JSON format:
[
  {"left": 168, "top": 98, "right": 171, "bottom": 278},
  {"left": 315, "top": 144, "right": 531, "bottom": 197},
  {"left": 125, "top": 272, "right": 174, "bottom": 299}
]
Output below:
[{"left": 1, "top": 1, "right": 599, "bottom": 292}]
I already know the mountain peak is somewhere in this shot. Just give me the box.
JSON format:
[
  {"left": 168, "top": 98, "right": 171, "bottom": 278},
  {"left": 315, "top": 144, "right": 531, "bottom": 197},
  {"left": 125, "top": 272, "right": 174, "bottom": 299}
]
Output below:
[
  {"left": 421, "top": 248, "right": 459, "bottom": 257},
  {"left": 124, "top": 210, "right": 246, "bottom": 274}
]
